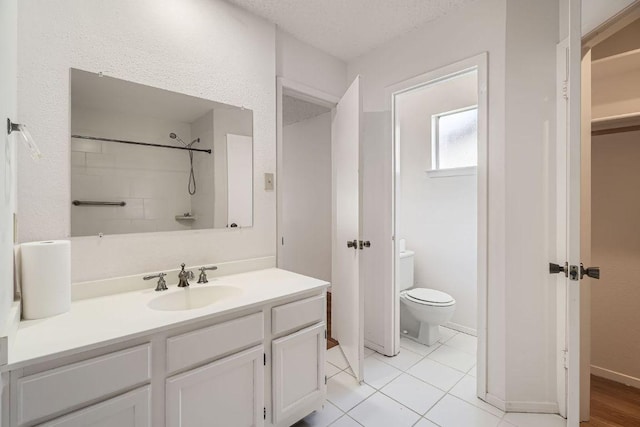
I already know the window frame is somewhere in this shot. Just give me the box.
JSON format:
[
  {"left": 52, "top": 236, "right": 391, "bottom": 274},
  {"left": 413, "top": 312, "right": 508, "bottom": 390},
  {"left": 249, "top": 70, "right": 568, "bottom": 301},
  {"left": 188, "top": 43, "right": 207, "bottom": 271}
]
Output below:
[{"left": 429, "top": 104, "right": 479, "bottom": 176}]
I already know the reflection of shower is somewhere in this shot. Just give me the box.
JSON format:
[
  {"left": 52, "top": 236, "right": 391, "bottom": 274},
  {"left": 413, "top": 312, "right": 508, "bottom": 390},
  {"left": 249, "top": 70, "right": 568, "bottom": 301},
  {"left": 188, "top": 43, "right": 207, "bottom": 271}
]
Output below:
[{"left": 170, "top": 133, "right": 200, "bottom": 195}]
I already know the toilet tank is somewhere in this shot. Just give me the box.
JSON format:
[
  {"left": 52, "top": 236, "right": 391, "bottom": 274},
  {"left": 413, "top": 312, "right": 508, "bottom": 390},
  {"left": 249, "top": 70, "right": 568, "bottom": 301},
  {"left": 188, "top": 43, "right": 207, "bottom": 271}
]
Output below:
[{"left": 399, "top": 250, "right": 415, "bottom": 291}]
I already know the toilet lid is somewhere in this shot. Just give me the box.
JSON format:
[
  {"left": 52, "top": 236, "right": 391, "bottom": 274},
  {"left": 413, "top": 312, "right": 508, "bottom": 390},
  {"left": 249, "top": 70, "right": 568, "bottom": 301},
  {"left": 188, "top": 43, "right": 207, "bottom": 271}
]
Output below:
[{"left": 406, "top": 288, "right": 454, "bottom": 305}]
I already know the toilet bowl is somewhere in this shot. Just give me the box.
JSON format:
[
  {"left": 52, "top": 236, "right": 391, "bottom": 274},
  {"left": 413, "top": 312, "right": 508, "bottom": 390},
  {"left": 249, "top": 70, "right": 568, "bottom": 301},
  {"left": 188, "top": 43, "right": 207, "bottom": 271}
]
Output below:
[
  {"left": 398, "top": 249, "right": 456, "bottom": 346},
  {"left": 400, "top": 288, "right": 455, "bottom": 346}
]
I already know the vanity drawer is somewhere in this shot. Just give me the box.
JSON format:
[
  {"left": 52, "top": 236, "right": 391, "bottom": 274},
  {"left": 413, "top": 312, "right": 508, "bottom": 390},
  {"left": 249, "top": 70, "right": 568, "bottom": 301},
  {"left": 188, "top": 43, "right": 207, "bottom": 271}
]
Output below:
[
  {"left": 16, "top": 344, "right": 151, "bottom": 426},
  {"left": 166, "top": 312, "right": 264, "bottom": 374},
  {"left": 272, "top": 294, "right": 325, "bottom": 336}
]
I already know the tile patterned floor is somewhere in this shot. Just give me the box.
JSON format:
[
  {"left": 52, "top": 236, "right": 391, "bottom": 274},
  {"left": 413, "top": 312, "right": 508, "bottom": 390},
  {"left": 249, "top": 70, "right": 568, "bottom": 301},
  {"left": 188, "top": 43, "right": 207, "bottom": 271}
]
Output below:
[{"left": 293, "top": 327, "right": 567, "bottom": 427}]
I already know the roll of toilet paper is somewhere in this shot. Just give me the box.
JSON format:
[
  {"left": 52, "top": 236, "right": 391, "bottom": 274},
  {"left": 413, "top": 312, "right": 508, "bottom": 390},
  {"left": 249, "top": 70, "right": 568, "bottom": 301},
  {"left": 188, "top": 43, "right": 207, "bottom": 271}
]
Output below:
[
  {"left": 21, "top": 240, "right": 71, "bottom": 320},
  {"left": 399, "top": 239, "right": 406, "bottom": 253}
]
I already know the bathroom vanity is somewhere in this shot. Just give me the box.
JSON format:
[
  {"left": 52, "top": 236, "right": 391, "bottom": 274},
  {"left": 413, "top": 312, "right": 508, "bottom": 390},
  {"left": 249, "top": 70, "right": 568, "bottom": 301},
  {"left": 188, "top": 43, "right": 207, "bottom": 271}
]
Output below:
[{"left": 1, "top": 262, "right": 328, "bottom": 427}]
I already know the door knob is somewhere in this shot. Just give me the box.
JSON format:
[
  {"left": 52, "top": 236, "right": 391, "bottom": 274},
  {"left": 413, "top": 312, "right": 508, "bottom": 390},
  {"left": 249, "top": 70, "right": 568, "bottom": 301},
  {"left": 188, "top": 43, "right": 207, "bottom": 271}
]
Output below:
[
  {"left": 347, "top": 240, "right": 358, "bottom": 249},
  {"left": 580, "top": 264, "right": 600, "bottom": 280},
  {"left": 549, "top": 262, "right": 568, "bottom": 277},
  {"left": 359, "top": 240, "right": 371, "bottom": 249}
]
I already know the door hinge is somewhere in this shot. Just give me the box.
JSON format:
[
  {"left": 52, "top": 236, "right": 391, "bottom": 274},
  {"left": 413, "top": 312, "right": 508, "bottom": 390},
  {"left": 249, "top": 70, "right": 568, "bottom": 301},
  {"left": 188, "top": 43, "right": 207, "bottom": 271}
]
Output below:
[
  {"left": 324, "top": 330, "right": 327, "bottom": 339},
  {"left": 562, "top": 80, "right": 569, "bottom": 100},
  {"left": 281, "top": 236, "right": 284, "bottom": 245},
  {"left": 264, "top": 407, "right": 266, "bottom": 420},
  {"left": 263, "top": 353, "right": 266, "bottom": 366},
  {"left": 562, "top": 350, "right": 569, "bottom": 369},
  {"left": 325, "top": 375, "right": 327, "bottom": 385}
]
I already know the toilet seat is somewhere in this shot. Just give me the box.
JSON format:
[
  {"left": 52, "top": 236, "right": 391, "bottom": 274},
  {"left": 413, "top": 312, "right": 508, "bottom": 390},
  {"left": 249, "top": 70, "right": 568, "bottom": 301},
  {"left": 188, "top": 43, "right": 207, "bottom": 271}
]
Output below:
[{"left": 404, "top": 288, "right": 455, "bottom": 306}]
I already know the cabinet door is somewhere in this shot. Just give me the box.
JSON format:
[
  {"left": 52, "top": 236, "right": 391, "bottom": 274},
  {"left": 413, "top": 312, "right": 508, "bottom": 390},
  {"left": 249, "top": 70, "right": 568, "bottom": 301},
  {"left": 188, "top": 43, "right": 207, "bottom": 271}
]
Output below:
[
  {"left": 272, "top": 323, "right": 326, "bottom": 425},
  {"left": 166, "top": 345, "right": 264, "bottom": 427},
  {"left": 38, "top": 386, "right": 150, "bottom": 427}
]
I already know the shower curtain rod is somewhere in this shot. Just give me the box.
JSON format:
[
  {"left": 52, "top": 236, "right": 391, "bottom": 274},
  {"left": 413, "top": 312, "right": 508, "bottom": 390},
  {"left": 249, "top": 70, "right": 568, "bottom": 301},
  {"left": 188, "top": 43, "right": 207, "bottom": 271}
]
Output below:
[{"left": 71, "top": 135, "right": 212, "bottom": 154}]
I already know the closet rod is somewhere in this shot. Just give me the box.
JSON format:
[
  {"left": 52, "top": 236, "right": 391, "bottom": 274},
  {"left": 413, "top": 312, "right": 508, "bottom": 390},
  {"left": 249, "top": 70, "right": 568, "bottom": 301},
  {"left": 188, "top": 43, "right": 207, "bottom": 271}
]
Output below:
[
  {"left": 592, "top": 124, "right": 640, "bottom": 136},
  {"left": 71, "top": 135, "right": 212, "bottom": 154}
]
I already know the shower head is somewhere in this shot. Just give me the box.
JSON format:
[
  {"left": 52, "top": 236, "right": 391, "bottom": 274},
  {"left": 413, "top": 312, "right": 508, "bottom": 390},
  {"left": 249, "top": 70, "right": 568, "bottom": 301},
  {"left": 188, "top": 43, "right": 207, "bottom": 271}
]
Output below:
[{"left": 169, "top": 132, "right": 187, "bottom": 146}]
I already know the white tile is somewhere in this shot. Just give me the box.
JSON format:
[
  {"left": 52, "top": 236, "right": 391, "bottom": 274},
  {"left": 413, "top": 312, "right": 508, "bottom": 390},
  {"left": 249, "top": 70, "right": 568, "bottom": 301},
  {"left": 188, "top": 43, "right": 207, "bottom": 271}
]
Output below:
[
  {"left": 327, "top": 346, "right": 350, "bottom": 370},
  {"left": 330, "top": 415, "right": 362, "bottom": 427},
  {"left": 428, "top": 345, "right": 476, "bottom": 373},
  {"left": 380, "top": 374, "right": 445, "bottom": 415},
  {"left": 326, "top": 362, "right": 342, "bottom": 378},
  {"left": 468, "top": 365, "right": 477, "bottom": 377},
  {"left": 425, "top": 395, "right": 501, "bottom": 427},
  {"left": 400, "top": 337, "right": 440, "bottom": 356},
  {"left": 445, "top": 333, "right": 478, "bottom": 355},
  {"left": 364, "top": 347, "right": 375, "bottom": 358},
  {"left": 363, "top": 356, "right": 402, "bottom": 389},
  {"left": 344, "top": 367, "right": 355, "bottom": 378},
  {"left": 438, "top": 326, "right": 458, "bottom": 343},
  {"left": 348, "top": 392, "right": 421, "bottom": 427},
  {"left": 71, "top": 151, "right": 86, "bottom": 167},
  {"left": 413, "top": 418, "right": 439, "bottom": 427},
  {"left": 501, "top": 413, "right": 566, "bottom": 427},
  {"left": 407, "top": 358, "right": 465, "bottom": 391},
  {"left": 373, "top": 348, "right": 423, "bottom": 371},
  {"left": 327, "top": 371, "right": 375, "bottom": 412},
  {"left": 293, "top": 401, "right": 343, "bottom": 427},
  {"left": 449, "top": 375, "right": 504, "bottom": 418}
]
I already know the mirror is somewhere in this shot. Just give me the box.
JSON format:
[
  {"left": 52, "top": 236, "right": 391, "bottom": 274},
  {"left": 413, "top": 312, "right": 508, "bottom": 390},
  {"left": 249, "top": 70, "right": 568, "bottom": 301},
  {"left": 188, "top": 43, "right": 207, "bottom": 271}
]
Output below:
[{"left": 69, "top": 69, "right": 253, "bottom": 237}]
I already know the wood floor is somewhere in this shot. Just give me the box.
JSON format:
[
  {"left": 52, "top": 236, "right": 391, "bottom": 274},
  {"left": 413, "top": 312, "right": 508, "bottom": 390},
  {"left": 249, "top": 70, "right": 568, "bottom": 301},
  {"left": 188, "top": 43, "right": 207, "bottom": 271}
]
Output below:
[
  {"left": 582, "top": 375, "right": 640, "bottom": 427},
  {"left": 327, "top": 291, "right": 338, "bottom": 349}
]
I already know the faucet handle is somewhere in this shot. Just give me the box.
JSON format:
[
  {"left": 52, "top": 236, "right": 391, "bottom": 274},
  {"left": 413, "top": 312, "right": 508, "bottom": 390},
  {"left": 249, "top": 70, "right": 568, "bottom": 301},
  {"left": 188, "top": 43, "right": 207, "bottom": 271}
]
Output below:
[
  {"left": 143, "top": 272, "right": 168, "bottom": 291},
  {"left": 197, "top": 266, "right": 218, "bottom": 283}
]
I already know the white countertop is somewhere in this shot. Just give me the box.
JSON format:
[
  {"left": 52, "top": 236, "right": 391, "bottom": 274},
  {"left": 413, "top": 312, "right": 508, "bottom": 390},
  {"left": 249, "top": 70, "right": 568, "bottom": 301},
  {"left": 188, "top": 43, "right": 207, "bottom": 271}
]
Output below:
[{"left": 6, "top": 268, "right": 328, "bottom": 370}]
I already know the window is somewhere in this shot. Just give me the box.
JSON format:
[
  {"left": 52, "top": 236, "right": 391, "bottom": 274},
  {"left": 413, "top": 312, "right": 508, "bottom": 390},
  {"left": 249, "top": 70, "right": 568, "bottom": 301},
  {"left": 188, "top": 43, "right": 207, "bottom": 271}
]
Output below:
[{"left": 431, "top": 106, "right": 478, "bottom": 172}]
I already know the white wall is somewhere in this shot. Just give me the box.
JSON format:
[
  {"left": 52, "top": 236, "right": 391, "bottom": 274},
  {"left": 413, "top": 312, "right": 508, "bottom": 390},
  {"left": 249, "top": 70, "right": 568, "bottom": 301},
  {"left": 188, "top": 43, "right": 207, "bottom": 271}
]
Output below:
[
  {"left": 348, "top": 0, "right": 509, "bottom": 402},
  {"left": 397, "top": 73, "right": 478, "bottom": 331},
  {"left": 591, "top": 130, "right": 640, "bottom": 385},
  {"left": 276, "top": 29, "right": 348, "bottom": 99},
  {"left": 17, "top": 0, "right": 276, "bottom": 282},
  {"left": 281, "top": 112, "right": 332, "bottom": 282},
  {"left": 0, "top": 0, "right": 18, "bottom": 334},
  {"left": 70, "top": 108, "right": 194, "bottom": 236},
  {"left": 190, "top": 111, "right": 215, "bottom": 229}
]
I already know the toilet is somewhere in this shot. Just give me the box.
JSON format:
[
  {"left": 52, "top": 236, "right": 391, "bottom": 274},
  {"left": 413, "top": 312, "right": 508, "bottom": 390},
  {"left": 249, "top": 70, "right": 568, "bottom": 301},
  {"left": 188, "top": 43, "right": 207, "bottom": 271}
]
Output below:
[{"left": 399, "top": 249, "right": 456, "bottom": 346}]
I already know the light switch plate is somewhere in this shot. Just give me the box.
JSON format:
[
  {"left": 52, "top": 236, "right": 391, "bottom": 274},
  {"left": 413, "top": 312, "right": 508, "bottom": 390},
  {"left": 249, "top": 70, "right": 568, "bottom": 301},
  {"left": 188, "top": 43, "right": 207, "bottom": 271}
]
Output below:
[{"left": 264, "top": 173, "right": 274, "bottom": 191}]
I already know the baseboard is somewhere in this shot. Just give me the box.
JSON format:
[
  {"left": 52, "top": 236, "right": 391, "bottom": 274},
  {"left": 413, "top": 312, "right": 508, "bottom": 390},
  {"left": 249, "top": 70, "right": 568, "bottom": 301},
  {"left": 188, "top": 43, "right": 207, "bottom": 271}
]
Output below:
[
  {"left": 504, "top": 400, "right": 559, "bottom": 414},
  {"left": 484, "top": 393, "right": 507, "bottom": 412},
  {"left": 591, "top": 365, "right": 640, "bottom": 389},
  {"left": 364, "top": 339, "right": 386, "bottom": 355},
  {"left": 445, "top": 321, "right": 477, "bottom": 337}
]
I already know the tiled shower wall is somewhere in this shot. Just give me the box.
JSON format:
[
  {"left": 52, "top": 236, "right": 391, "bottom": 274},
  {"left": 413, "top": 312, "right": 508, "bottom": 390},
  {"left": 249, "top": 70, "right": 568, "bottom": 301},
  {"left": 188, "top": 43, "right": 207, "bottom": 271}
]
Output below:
[{"left": 70, "top": 107, "right": 210, "bottom": 236}]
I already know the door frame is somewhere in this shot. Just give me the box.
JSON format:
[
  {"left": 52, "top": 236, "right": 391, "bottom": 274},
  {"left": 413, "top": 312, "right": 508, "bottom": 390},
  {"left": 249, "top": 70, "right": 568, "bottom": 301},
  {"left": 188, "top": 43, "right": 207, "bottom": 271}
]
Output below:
[
  {"left": 386, "top": 52, "right": 489, "bottom": 399},
  {"left": 275, "top": 77, "right": 339, "bottom": 271}
]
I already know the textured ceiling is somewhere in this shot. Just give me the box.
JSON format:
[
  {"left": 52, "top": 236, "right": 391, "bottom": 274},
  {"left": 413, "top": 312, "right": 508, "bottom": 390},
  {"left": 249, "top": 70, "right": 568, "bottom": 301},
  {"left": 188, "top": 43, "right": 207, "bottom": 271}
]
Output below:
[
  {"left": 226, "top": 0, "right": 478, "bottom": 61},
  {"left": 283, "top": 95, "right": 331, "bottom": 126}
]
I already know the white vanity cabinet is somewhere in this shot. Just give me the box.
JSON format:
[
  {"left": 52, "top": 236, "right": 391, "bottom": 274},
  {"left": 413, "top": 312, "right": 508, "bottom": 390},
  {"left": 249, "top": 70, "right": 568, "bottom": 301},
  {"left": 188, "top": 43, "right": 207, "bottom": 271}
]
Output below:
[
  {"left": 37, "top": 387, "right": 150, "bottom": 427},
  {"left": 5, "top": 288, "right": 327, "bottom": 427},
  {"left": 166, "top": 346, "right": 264, "bottom": 427},
  {"left": 270, "top": 295, "right": 326, "bottom": 426}
]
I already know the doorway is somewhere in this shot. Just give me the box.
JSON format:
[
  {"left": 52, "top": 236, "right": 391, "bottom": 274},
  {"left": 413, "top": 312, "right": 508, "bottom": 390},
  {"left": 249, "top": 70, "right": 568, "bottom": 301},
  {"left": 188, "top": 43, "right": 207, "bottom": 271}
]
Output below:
[
  {"left": 580, "top": 8, "right": 640, "bottom": 425},
  {"left": 388, "top": 53, "right": 489, "bottom": 401}
]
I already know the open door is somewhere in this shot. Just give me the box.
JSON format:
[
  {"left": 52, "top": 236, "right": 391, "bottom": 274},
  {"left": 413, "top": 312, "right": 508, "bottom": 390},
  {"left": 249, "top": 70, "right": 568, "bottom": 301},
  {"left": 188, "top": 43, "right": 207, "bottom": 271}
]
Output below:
[
  {"left": 554, "top": 1, "right": 598, "bottom": 425},
  {"left": 331, "top": 76, "right": 364, "bottom": 381}
]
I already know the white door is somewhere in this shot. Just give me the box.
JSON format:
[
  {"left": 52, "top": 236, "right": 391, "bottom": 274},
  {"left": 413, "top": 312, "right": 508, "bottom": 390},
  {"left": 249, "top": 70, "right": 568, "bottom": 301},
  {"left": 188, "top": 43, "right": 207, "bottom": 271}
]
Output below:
[
  {"left": 554, "top": 1, "right": 590, "bottom": 425},
  {"left": 331, "top": 76, "right": 364, "bottom": 381},
  {"left": 166, "top": 346, "right": 264, "bottom": 427},
  {"left": 227, "top": 134, "right": 253, "bottom": 227},
  {"left": 39, "top": 387, "right": 150, "bottom": 427},
  {"left": 272, "top": 323, "right": 326, "bottom": 425}
]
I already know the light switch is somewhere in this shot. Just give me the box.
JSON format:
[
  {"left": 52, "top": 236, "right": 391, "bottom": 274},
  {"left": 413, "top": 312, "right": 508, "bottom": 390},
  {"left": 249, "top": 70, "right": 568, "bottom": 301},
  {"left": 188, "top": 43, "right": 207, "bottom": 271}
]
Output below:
[{"left": 264, "top": 173, "right": 274, "bottom": 191}]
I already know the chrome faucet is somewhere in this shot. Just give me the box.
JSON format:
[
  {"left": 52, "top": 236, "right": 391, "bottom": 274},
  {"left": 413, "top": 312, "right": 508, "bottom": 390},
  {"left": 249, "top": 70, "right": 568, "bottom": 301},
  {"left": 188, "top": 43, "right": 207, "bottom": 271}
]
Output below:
[
  {"left": 197, "top": 266, "right": 218, "bottom": 283},
  {"left": 177, "top": 263, "right": 194, "bottom": 288},
  {"left": 144, "top": 272, "right": 167, "bottom": 291}
]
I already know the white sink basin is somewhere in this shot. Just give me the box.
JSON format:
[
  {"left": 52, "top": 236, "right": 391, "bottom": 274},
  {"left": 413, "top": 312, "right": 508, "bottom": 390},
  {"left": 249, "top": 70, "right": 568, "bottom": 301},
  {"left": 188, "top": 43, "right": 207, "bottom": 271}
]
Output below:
[{"left": 147, "top": 285, "right": 242, "bottom": 311}]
